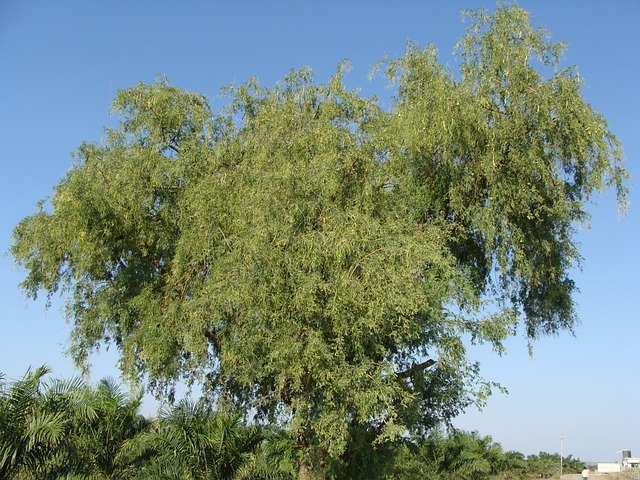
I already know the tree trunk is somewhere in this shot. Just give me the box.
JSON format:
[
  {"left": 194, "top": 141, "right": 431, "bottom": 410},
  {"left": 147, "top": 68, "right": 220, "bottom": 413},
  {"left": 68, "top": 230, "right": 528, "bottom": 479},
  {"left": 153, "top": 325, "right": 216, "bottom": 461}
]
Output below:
[
  {"left": 299, "top": 458, "right": 313, "bottom": 480},
  {"left": 298, "top": 454, "right": 327, "bottom": 480}
]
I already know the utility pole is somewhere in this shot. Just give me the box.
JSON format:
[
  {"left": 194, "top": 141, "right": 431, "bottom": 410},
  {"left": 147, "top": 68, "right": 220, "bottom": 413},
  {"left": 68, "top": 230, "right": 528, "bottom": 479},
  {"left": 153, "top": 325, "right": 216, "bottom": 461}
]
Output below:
[{"left": 560, "top": 434, "right": 564, "bottom": 478}]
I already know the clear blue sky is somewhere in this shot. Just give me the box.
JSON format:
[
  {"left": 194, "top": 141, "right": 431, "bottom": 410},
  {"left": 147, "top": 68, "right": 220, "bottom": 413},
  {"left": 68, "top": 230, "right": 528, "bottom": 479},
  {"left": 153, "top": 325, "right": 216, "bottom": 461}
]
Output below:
[{"left": 1, "top": 0, "right": 637, "bottom": 463}]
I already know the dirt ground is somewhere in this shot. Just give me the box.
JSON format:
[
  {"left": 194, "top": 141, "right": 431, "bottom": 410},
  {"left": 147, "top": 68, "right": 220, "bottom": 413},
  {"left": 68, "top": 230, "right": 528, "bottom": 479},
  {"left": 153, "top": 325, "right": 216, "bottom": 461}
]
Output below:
[
  {"left": 561, "top": 474, "right": 638, "bottom": 480},
  {"left": 562, "top": 475, "right": 607, "bottom": 479}
]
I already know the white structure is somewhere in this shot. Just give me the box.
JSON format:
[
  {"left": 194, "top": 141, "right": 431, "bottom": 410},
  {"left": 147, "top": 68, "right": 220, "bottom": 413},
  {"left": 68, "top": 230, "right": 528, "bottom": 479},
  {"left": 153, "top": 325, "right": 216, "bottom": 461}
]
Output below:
[
  {"left": 598, "top": 462, "right": 621, "bottom": 473},
  {"left": 621, "top": 450, "right": 640, "bottom": 470},
  {"left": 623, "top": 457, "right": 640, "bottom": 469}
]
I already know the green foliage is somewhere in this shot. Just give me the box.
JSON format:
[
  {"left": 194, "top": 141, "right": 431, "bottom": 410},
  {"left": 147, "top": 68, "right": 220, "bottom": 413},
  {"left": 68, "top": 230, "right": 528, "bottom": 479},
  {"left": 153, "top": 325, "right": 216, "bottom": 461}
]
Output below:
[
  {"left": 1, "top": 367, "right": 591, "bottom": 480},
  {"left": 11, "top": 3, "right": 627, "bottom": 477},
  {"left": 386, "top": 431, "right": 585, "bottom": 480},
  {"left": 1, "top": 368, "right": 287, "bottom": 479},
  {"left": 0, "top": 368, "right": 150, "bottom": 479}
]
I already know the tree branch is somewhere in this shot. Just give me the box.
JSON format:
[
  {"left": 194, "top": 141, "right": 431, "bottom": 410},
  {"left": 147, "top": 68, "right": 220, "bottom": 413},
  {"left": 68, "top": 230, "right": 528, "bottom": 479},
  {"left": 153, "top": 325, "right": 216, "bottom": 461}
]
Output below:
[{"left": 395, "top": 359, "right": 436, "bottom": 379}]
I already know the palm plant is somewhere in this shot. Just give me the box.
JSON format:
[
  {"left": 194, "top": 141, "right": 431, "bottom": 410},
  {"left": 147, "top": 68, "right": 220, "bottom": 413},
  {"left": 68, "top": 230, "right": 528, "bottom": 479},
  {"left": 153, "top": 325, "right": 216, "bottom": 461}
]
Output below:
[
  {"left": 1, "top": 365, "right": 58, "bottom": 478},
  {"left": 0, "top": 366, "right": 152, "bottom": 479},
  {"left": 447, "top": 431, "right": 504, "bottom": 479},
  {"left": 387, "top": 429, "right": 515, "bottom": 480},
  {"left": 233, "top": 426, "right": 298, "bottom": 480},
  {"left": 0, "top": 366, "right": 96, "bottom": 479},
  {"left": 66, "top": 377, "right": 150, "bottom": 479},
  {"left": 122, "top": 399, "right": 265, "bottom": 479},
  {"left": 497, "top": 451, "right": 528, "bottom": 479}
]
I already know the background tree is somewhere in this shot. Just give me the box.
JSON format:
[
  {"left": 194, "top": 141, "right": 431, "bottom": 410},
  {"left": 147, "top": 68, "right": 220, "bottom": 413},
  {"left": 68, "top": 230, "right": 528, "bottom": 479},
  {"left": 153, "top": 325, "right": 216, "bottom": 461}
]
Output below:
[
  {"left": 11, "top": 4, "right": 627, "bottom": 478},
  {"left": 387, "top": 430, "right": 515, "bottom": 480}
]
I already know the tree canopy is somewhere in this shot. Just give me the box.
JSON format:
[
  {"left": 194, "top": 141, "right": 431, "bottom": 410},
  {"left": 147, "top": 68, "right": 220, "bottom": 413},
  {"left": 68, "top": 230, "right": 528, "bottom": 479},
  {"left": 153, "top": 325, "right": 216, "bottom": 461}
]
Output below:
[{"left": 11, "top": 4, "right": 627, "bottom": 478}]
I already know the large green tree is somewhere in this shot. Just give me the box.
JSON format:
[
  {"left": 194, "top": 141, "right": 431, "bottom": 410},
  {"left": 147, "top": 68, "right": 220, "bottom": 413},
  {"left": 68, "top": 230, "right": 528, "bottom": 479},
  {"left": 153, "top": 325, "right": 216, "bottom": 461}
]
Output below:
[{"left": 11, "top": 4, "right": 627, "bottom": 478}]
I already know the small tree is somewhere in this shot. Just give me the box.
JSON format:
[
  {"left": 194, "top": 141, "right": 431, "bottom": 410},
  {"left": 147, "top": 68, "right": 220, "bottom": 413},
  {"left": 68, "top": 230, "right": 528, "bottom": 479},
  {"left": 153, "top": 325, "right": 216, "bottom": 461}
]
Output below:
[
  {"left": 11, "top": 4, "right": 627, "bottom": 478},
  {"left": 70, "top": 378, "right": 150, "bottom": 478},
  {"left": 121, "top": 400, "right": 265, "bottom": 479}
]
